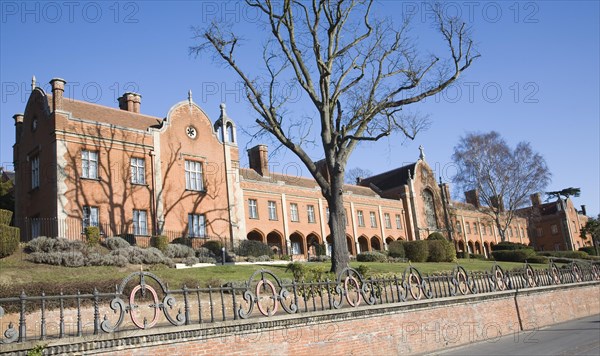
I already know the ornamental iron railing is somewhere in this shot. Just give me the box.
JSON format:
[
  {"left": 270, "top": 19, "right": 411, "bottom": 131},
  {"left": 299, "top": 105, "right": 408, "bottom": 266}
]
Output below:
[{"left": 0, "top": 261, "right": 599, "bottom": 346}]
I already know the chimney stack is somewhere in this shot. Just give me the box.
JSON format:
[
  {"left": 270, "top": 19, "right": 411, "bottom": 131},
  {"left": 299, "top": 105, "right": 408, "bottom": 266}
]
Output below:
[
  {"left": 118, "top": 92, "right": 141, "bottom": 113},
  {"left": 13, "top": 114, "right": 24, "bottom": 144},
  {"left": 464, "top": 189, "right": 480, "bottom": 208},
  {"left": 581, "top": 205, "right": 587, "bottom": 216},
  {"left": 248, "top": 145, "right": 269, "bottom": 177},
  {"left": 530, "top": 193, "right": 542, "bottom": 206},
  {"left": 491, "top": 195, "right": 505, "bottom": 212},
  {"left": 49, "top": 78, "right": 66, "bottom": 111}
]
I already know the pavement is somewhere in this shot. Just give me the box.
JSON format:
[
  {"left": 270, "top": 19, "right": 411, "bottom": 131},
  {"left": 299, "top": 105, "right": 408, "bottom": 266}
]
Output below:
[{"left": 430, "top": 314, "right": 600, "bottom": 356}]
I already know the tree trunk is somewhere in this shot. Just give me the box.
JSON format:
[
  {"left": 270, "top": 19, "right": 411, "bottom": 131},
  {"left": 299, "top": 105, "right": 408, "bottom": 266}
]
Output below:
[
  {"left": 495, "top": 217, "right": 506, "bottom": 242},
  {"left": 328, "top": 173, "right": 350, "bottom": 275}
]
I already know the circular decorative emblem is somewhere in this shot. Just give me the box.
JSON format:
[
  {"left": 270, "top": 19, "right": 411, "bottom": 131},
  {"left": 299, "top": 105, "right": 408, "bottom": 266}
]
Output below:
[{"left": 186, "top": 126, "right": 197, "bottom": 139}]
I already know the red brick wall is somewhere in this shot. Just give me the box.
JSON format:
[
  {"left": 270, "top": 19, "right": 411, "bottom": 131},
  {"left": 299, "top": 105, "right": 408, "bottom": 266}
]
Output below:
[{"left": 7, "top": 282, "right": 596, "bottom": 355}]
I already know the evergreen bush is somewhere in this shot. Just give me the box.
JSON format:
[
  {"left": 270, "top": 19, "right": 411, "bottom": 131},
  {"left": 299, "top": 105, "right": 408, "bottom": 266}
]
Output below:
[
  {"left": 0, "top": 225, "right": 19, "bottom": 258},
  {"left": 404, "top": 240, "right": 429, "bottom": 262},
  {"left": 150, "top": 235, "right": 169, "bottom": 252},
  {"left": 356, "top": 251, "right": 387, "bottom": 262},
  {"left": 236, "top": 240, "right": 273, "bottom": 257},
  {"left": 104, "top": 236, "right": 130, "bottom": 250},
  {"left": 84, "top": 226, "right": 100, "bottom": 246},
  {"left": 387, "top": 240, "right": 405, "bottom": 258}
]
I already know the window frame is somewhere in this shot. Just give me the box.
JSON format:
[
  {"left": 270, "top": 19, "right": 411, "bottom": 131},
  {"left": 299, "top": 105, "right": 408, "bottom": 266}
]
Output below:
[
  {"left": 248, "top": 199, "right": 258, "bottom": 219},
  {"left": 395, "top": 214, "right": 402, "bottom": 230},
  {"left": 133, "top": 209, "right": 148, "bottom": 235},
  {"left": 31, "top": 154, "right": 40, "bottom": 189},
  {"left": 307, "top": 205, "right": 316, "bottom": 223},
  {"left": 357, "top": 210, "right": 365, "bottom": 227},
  {"left": 82, "top": 206, "right": 99, "bottom": 229},
  {"left": 384, "top": 213, "right": 392, "bottom": 229},
  {"left": 81, "top": 150, "right": 98, "bottom": 179},
  {"left": 130, "top": 157, "right": 146, "bottom": 185},
  {"left": 290, "top": 203, "right": 299, "bottom": 222},
  {"left": 267, "top": 201, "right": 278, "bottom": 221},
  {"left": 185, "top": 160, "right": 204, "bottom": 191},
  {"left": 369, "top": 211, "right": 377, "bottom": 228},
  {"left": 188, "top": 213, "right": 206, "bottom": 238}
]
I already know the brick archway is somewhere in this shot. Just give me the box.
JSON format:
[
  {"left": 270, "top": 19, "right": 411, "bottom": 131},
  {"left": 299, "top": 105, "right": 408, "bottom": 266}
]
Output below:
[
  {"left": 266, "top": 230, "right": 284, "bottom": 255},
  {"left": 247, "top": 230, "right": 264, "bottom": 243}
]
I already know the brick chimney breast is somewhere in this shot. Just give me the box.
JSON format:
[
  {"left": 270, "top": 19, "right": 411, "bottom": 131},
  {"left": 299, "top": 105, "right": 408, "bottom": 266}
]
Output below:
[
  {"left": 530, "top": 193, "right": 542, "bottom": 206},
  {"left": 118, "top": 92, "right": 141, "bottom": 112},
  {"left": 49, "top": 78, "right": 66, "bottom": 111},
  {"left": 248, "top": 145, "right": 269, "bottom": 177},
  {"left": 464, "top": 189, "right": 480, "bottom": 208}
]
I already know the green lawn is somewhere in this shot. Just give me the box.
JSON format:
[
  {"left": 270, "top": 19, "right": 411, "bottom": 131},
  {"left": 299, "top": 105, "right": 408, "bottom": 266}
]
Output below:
[{"left": 0, "top": 248, "right": 542, "bottom": 297}]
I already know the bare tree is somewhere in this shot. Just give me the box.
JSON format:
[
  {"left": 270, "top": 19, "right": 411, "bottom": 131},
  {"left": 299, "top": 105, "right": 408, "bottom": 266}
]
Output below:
[
  {"left": 452, "top": 131, "right": 551, "bottom": 242},
  {"left": 192, "top": 0, "right": 479, "bottom": 273},
  {"left": 345, "top": 167, "right": 372, "bottom": 184}
]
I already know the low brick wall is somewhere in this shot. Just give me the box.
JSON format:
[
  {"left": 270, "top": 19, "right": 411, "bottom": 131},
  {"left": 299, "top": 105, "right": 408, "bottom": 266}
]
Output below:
[{"left": 2, "top": 282, "right": 599, "bottom": 355}]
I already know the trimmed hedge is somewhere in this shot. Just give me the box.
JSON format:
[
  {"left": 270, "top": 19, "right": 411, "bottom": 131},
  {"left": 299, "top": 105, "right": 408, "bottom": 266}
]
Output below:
[
  {"left": 387, "top": 240, "right": 405, "bottom": 258},
  {"left": 526, "top": 255, "right": 549, "bottom": 264},
  {"left": 151, "top": 235, "right": 169, "bottom": 252},
  {"left": 427, "top": 232, "right": 446, "bottom": 241},
  {"left": 84, "top": 226, "right": 100, "bottom": 246},
  {"left": 0, "top": 209, "right": 12, "bottom": 226},
  {"left": 104, "top": 236, "right": 131, "bottom": 250},
  {"left": 538, "top": 250, "right": 590, "bottom": 260},
  {"left": 404, "top": 240, "right": 429, "bottom": 262},
  {"left": 427, "top": 239, "right": 455, "bottom": 262},
  {"left": 171, "top": 237, "right": 193, "bottom": 247},
  {"left": 491, "top": 241, "right": 530, "bottom": 251},
  {"left": 356, "top": 251, "right": 387, "bottom": 262},
  {"left": 202, "top": 240, "right": 224, "bottom": 256},
  {"left": 579, "top": 246, "right": 598, "bottom": 256},
  {"left": 0, "top": 225, "right": 19, "bottom": 258},
  {"left": 491, "top": 248, "right": 536, "bottom": 262},
  {"left": 236, "top": 240, "right": 273, "bottom": 257}
]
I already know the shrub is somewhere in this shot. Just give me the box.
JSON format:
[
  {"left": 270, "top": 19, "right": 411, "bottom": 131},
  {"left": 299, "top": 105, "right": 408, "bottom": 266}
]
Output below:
[
  {"left": 0, "top": 209, "right": 12, "bottom": 226},
  {"left": 356, "top": 264, "right": 370, "bottom": 277},
  {"left": 0, "top": 225, "right": 19, "bottom": 258},
  {"left": 491, "top": 249, "right": 536, "bottom": 262},
  {"left": 491, "top": 241, "right": 530, "bottom": 251},
  {"left": 28, "top": 251, "right": 85, "bottom": 267},
  {"left": 104, "top": 236, "right": 130, "bottom": 250},
  {"left": 315, "top": 244, "right": 327, "bottom": 256},
  {"left": 526, "top": 255, "right": 549, "bottom": 264},
  {"left": 196, "top": 247, "right": 215, "bottom": 259},
  {"left": 404, "top": 240, "right": 429, "bottom": 262},
  {"left": 470, "top": 253, "right": 487, "bottom": 260},
  {"left": 579, "top": 246, "right": 598, "bottom": 256},
  {"left": 183, "top": 256, "right": 200, "bottom": 266},
  {"left": 236, "top": 240, "right": 273, "bottom": 257},
  {"left": 165, "top": 244, "right": 196, "bottom": 258},
  {"left": 286, "top": 262, "right": 307, "bottom": 280},
  {"left": 202, "top": 240, "right": 224, "bottom": 256},
  {"left": 357, "top": 251, "right": 387, "bottom": 262},
  {"left": 427, "top": 232, "right": 446, "bottom": 241},
  {"left": 150, "top": 235, "right": 169, "bottom": 252},
  {"left": 255, "top": 255, "right": 272, "bottom": 262},
  {"left": 309, "top": 255, "right": 331, "bottom": 262},
  {"left": 171, "top": 237, "right": 193, "bottom": 247},
  {"left": 387, "top": 240, "right": 405, "bottom": 258},
  {"left": 26, "top": 236, "right": 86, "bottom": 253},
  {"left": 197, "top": 255, "right": 217, "bottom": 264},
  {"left": 61, "top": 251, "right": 86, "bottom": 267},
  {"left": 84, "top": 226, "right": 100, "bottom": 246},
  {"left": 109, "top": 246, "right": 173, "bottom": 266},
  {"left": 427, "top": 240, "right": 455, "bottom": 262}
]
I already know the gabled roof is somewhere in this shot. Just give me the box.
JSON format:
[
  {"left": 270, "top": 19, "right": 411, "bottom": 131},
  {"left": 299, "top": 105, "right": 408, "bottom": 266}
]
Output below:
[
  {"left": 52, "top": 94, "right": 163, "bottom": 131},
  {"left": 358, "top": 162, "right": 417, "bottom": 191},
  {"left": 240, "top": 168, "right": 380, "bottom": 197}
]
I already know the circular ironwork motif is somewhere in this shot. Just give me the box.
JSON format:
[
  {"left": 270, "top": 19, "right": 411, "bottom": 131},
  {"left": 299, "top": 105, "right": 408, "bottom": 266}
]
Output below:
[
  {"left": 572, "top": 264, "right": 582, "bottom": 282},
  {"left": 129, "top": 285, "right": 160, "bottom": 329},
  {"left": 344, "top": 276, "right": 361, "bottom": 307},
  {"left": 494, "top": 269, "right": 506, "bottom": 291},
  {"left": 255, "top": 279, "right": 278, "bottom": 316},
  {"left": 550, "top": 265, "right": 561, "bottom": 285},
  {"left": 525, "top": 266, "right": 536, "bottom": 287},
  {"left": 592, "top": 265, "right": 600, "bottom": 280},
  {"left": 456, "top": 270, "right": 468, "bottom": 295},
  {"left": 408, "top": 273, "right": 422, "bottom": 300}
]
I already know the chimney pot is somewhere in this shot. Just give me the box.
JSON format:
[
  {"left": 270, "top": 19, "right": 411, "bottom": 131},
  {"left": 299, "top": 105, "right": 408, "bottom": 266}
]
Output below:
[
  {"left": 530, "top": 193, "right": 542, "bottom": 206},
  {"left": 464, "top": 189, "right": 480, "bottom": 208},
  {"left": 118, "top": 92, "right": 141, "bottom": 113},
  {"left": 248, "top": 145, "right": 269, "bottom": 177}
]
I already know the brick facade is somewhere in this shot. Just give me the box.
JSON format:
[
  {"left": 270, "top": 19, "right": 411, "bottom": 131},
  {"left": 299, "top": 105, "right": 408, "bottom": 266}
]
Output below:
[{"left": 18, "top": 77, "right": 597, "bottom": 256}]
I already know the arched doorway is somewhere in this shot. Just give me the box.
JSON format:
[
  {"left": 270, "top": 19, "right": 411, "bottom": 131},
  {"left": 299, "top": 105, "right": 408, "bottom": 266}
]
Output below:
[
  {"left": 289, "top": 232, "right": 305, "bottom": 256},
  {"left": 385, "top": 236, "right": 394, "bottom": 246},
  {"left": 370, "top": 236, "right": 382, "bottom": 251},
  {"left": 247, "top": 230, "right": 264, "bottom": 243},
  {"left": 358, "top": 235, "right": 369, "bottom": 253},
  {"left": 457, "top": 240, "right": 465, "bottom": 253},
  {"left": 346, "top": 235, "right": 355, "bottom": 255},
  {"left": 484, "top": 242, "right": 490, "bottom": 258},
  {"left": 467, "top": 241, "right": 474, "bottom": 254},
  {"left": 307, "top": 233, "right": 321, "bottom": 257},
  {"left": 266, "top": 231, "right": 284, "bottom": 255},
  {"left": 474, "top": 241, "right": 482, "bottom": 255}
]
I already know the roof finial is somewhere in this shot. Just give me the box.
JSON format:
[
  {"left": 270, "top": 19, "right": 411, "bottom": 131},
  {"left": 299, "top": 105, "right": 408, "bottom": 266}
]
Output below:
[
  {"left": 31, "top": 75, "right": 36, "bottom": 91},
  {"left": 419, "top": 145, "right": 425, "bottom": 161},
  {"left": 220, "top": 103, "right": 227, "bottom": 118},
  {"left": 188, "top": 89, "right": 193, "bottom": 105}
]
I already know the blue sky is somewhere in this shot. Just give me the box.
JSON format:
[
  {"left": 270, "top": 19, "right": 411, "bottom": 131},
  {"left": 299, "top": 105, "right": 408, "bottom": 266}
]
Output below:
[{"left": 1, "top": 1, "right": 598, "bottom": 216}]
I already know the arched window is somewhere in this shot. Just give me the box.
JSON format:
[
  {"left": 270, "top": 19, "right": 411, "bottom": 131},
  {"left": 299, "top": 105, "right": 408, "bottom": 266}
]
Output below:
[
  {"left": 226, "top": 122, "right": 235, "bottom": 143},
  {"left": 423, "top": 189, "right": 438, "bottom": 229}
]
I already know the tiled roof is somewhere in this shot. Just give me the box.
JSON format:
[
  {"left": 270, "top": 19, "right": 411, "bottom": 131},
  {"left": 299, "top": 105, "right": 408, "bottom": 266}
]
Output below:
[
  {"left": 240, "top": 168, "right": 379, "bottom": 197},
  {"left": 358, "top": 163, "right": 417, "bottom": 191},
  {"left": 52, "top": 95, "right": 163, "bottom": 131}
]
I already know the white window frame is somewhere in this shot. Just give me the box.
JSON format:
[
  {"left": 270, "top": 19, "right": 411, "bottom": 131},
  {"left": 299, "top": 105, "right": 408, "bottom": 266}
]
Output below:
[
  {"left": 384, "top": 213, "right": 391, "bottom": 229},
  {"left": 395, "top": 214, "right": 402, "bottom": 229},
  {"left": 188, "top": 214, "right": 206, "bottom": 238},
  {"left": 130, "top": 157, "right": 145, "bottom": 184},
  {"left": 81, "top": 150, "right": 98, "bottom": 179},
  {"left": 370, "top": 211, "right": 377, "bottom": 228},
  {"left": 248, "top": 199, "right": 258, "bottom": 219},
  {"left": 133, "top": 210, "right": 147, "bottom": 235},
  {"left": 83, "top": 206, "right": 99, "bottom": 229},
  {"left": 268, "top": 201, "right": 277, "bottom": 220},
  {"left": 290, "top": 203, "right": 299, "bottom": 222},
  {"left": 185, "top": 160, "right": 204, "bottom": 191},
  {"left": 307, "top": 205, "right": 316, "bottom": 223},
  {"left": 357, "top": 211, "right": 365, "bottom": 227}
]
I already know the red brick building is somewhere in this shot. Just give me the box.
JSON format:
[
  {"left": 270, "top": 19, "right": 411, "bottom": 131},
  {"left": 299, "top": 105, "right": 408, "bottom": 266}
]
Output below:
[{"left": 14, "top": 77, "right": 574, "bottom": 258}]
